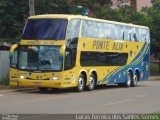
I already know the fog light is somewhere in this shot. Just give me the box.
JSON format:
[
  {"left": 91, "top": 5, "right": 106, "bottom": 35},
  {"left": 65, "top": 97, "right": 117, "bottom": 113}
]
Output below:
[
  {"left": 19, "top": 75, "right": 27, "bottom": 79},
  {"left": 50, "top": 76, "right": 61, "bottom": 80}
]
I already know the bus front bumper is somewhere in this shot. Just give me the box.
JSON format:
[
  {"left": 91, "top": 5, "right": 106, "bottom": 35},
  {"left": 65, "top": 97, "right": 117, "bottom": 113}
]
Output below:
[{"left": 11, "top": 79, "right": 64, "bottom": 89}]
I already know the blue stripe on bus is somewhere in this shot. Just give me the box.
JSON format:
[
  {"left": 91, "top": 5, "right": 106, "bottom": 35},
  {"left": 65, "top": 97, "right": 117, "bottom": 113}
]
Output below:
[{"left": 98, "top": 42, "right": 149, "bottom": 85}]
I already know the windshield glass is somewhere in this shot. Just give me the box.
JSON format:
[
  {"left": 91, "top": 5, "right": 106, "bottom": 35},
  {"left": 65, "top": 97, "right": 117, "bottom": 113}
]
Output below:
[
  {"left": 22, "top": 19, "right": 67, "bottom": 40},
  {"left": 18, "top": 46, "right": 63, "bottom": 71}
]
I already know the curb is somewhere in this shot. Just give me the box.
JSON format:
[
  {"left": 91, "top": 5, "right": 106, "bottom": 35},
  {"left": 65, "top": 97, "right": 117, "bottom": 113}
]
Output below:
[
  {"left": 0, "top": 87, "right": 36, "bottom": 93},
  {"left": 0, "top": 76, "right": 160, "bottom": 93},
  {"left": 149, "top": 76, "right": 160, "bottom": 81}
]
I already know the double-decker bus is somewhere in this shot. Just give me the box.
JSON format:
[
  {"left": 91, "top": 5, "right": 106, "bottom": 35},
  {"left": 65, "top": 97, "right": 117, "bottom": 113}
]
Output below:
[{"left": 10, "top": 14, "right": 150, "bottom": 92}]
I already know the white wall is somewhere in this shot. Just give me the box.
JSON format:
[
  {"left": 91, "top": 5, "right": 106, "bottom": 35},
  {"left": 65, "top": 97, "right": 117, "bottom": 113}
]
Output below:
[{"left": 0, "top": 51, "right": 10, "bottom": 84}]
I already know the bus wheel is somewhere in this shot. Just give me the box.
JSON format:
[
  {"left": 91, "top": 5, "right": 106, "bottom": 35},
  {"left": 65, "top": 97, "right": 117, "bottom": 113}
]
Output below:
[
  {"left": 38, "top": 87, "right": 48, "bottom": 92},
  {"left": 131, "top": 73, "right": 138, "bottom": 87},
  {"left": 125, "top": 72, "right": 132, "bottom": 87},
  {"left": 76, "top": 74, "right": 85, "bottom": 92},
  {"left": 87, "top": 73, "right": 95, "bottom": 91}
]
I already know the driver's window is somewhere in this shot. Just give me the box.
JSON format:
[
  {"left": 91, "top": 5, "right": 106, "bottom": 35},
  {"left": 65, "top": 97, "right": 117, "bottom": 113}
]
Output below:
[{"left": 64, "top": 48, "right": 72, "bottom": 70}]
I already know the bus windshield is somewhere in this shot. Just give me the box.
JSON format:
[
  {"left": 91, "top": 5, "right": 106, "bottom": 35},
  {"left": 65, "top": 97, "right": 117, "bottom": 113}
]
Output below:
[
  {"left": 18, "top": 46, "right": 63, "bottom": 71},
  {"left": 22, "top": 19, "right": 68, "bottom": 40}
]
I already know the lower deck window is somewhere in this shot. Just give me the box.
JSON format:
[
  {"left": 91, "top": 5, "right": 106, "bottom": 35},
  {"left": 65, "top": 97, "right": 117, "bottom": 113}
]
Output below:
[{"left": 80, "top": 52, "right": 128, "bottom": 66}]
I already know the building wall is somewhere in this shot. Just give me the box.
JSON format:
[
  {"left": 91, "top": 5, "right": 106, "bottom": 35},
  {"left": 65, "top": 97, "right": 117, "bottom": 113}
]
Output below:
[
  {"left": 111, "top": 0, "right": 152, "bottom": 11},
  {"left": 0, "top": 51, "right": 10, "bottom": 84},
  {"left": 136, "top": 0, "right": 152, "bottom": 11},
  {"left": 112, "top": 0, "right": 131, "bottom": 9}
]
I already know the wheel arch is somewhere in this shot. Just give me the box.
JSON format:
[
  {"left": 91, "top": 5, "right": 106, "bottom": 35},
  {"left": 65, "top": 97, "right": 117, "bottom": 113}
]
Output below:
[
  {"left": 134, "top": 68, "right": 141, "bottom": 81},
  {"left": 127, "top": 68, "right": 134, "bottom": 78},
  {"left": 79, "top": 70, "right": 87, "bottom": 86},
  {"left": 90, "top": 69, "right": 98, "bottom": 85}
]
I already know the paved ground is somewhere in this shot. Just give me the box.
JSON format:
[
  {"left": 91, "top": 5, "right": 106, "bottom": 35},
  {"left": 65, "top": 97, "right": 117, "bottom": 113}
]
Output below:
[{"left": 0, "top": 80, "right": 160, "bottom": 114}]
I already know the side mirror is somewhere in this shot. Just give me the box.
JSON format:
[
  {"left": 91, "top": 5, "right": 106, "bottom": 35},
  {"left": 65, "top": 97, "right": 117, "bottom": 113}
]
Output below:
[
  {"left": 10, "top": 44, "right": 18, "bottom": 60},
  {"left": 59, "top": 45, "right": 65, "bottom": 56}
]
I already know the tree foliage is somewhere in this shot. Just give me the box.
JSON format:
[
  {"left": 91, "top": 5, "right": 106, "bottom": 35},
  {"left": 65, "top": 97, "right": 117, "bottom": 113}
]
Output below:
[
  {"left": 143, "top": 0, "right": 160, "bottom": 61},
  {"left": 0, "top": 0, "right": 28, "bottom": 42},
  {"left": 0, "top": 0, "right": 71, "bottom": 43},
  {"left": 0, "top": 0, "right": 159, "bottom": 64}
]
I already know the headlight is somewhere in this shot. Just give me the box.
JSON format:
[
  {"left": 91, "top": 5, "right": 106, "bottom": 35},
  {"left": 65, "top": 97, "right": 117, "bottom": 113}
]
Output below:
[
  {"left": 19, "top": 75, "right": 27, "bottom": 79},
  {"left": 50, "top": 76, "right": 61, "bottom": 80}
]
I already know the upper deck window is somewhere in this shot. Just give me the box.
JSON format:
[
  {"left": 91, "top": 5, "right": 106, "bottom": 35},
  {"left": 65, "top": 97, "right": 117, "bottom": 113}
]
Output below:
[{"left": 22, "top": 19, "right": 67, "bottom": 40}]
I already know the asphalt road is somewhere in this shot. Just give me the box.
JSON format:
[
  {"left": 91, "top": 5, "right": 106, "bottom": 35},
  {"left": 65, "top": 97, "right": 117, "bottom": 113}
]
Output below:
[{"left": 0, "top": 80, "right": 160, "bottom": 114}]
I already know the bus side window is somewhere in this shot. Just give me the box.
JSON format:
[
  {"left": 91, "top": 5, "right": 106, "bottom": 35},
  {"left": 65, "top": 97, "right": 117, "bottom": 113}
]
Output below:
[
  {"left": 10, "top": 50, "right": 18, "bottom": 68},
  {"left": 147, "top": 29, "right": 150, "bottom": 43},
  {"left": 142, "top": 29, "right": 150, "bottom": 43},
  {"left": 134, "top": 28, "right": 140, "bottom": 42},
  {"left": 81, "top": 20, "right": 88, "bottom": 37},
  {"left": 110, "top": 24, "right": 116, "bottom": 40},
  {"left": 124, "top": 26, "right": 132, "bottom": 41},
  {"left": 123, "top": 27, "right": 128, "bottom": 41},
  {"left": 117, "top": 25, "right": 125, "bottom": 40},
  {"left": 141, "top": 29, "right": 148, "bottom": 42},
  {"left": 65, "top": 19, "right": 80, "bottom": 70},
  {"left": 105, "top": 24, "right": 112, "bottom": 39},
  {"left": 64, "top": 48, "right": 72, "bottom": 70},
  {"left": 66, "top": 19, "right": 80, "bottom": 48}
]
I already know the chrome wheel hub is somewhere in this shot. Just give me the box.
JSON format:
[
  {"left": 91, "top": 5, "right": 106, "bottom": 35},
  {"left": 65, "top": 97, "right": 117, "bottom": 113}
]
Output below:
[
  {"left": 89, "top": 76, "right": 94, "bottom": 88},
  {"left": 78, "top": 77, "right": 84, "bottom": 90}
]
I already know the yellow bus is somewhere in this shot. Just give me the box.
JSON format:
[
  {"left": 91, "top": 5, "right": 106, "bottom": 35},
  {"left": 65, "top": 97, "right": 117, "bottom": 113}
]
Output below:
[{"left": 10, "top": 14, "right": 150, "bottom": 92}]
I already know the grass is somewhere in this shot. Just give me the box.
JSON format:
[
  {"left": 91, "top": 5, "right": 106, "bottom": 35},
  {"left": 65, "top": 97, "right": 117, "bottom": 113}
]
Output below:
[
  {"left": 0, "top": 79, "right": 9, "bottom": 86},
  {"left": 0, "top": 85, "right": 9, "bottom": 90},
  {"left": 150, "top": 62, "right": 160, "bottom": 76}
]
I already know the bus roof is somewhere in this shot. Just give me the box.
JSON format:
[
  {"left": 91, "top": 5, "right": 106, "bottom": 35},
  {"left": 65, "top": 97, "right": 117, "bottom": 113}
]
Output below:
[{"left": 29, "top": 14, "right": 149, "bottom": 29}]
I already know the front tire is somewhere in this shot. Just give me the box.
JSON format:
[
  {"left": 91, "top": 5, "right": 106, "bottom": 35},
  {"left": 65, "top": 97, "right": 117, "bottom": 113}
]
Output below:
[
  {"left": 76, "top": 74, "right": 85, "bottom": 92},
  {"left": 87, "top": 73, "right": 96, "bottom": 91},
  {"left": 38, "top": 87, "right": 48, "bottom": 92},
  {"left": 125, "top": 72, "right": 132, "bottom": 87}
]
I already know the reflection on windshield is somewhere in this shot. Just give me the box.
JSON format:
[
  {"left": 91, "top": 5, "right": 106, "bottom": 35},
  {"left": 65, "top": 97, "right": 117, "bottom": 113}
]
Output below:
[
  {"left": 39, "top": 46, "right": 62, "bottom": 70},
  {"left": 22, "top": 19, "right": 67, "bottom": 40},
  {"left": 18, "top": 46, "right": 62, "bottom": 71}
]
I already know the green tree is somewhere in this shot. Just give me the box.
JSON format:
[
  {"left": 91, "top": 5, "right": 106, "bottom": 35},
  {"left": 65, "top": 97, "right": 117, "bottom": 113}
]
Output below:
[
  {"left": 0, "top": 0, "right": 71, "bottom": 43},
  {"left": 0, "top": 0, "right": 29, "bottom": 43},
  {"left": 35, "top": 0, "right": 70, "bottom": 14},
  {"left": 144, "top": 0, "right": 160, "bottom": 72}
]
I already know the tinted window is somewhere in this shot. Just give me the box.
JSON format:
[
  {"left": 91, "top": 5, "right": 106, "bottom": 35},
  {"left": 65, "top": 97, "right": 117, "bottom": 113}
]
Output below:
[
  {"left": 134, "top": 28, "right": 140, "bottom": 42},
  {"left": 81, "top": 20, "right": 150, "bottom": 43},
  {"left": 22, "top": 19, "right": 67, "bottom": 40},
  {"left": 10, "top": 50, "right": 18, "bottom": 68},
  {"left": 64, "top": 19, "right": 80, "bottom": 70},
  {"left": 141, "top": 29, "right": 150, "bottom": 42},
  {"left": 66, "top": 19, "right": 80, "bottom": 39},
  {"left": 66, "top": 19, "right": 80, "bottom": 48},
  {"left": 81, "top": 20, "right": 116, "bottom": 39},
  {"left": 80, "top": 52, "right": 128, "bottom": 66},
  {"left": 117, "top": 25, "right": 125, "bottom": 40}
]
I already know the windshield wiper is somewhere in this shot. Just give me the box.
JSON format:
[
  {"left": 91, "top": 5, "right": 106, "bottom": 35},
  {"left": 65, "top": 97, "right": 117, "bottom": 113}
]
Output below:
[{"left": 40, "top": 60, "right": 51, "bottom": 65}]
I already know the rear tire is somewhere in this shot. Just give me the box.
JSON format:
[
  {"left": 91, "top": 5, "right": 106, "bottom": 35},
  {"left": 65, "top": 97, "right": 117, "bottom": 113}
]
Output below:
[
  {"left": 38, "top": 87, "right": 48, "bottom": 92},
  {"left": 131, "top": 73, "right": 138, "bottom": 87},
  {"left": 76, "top": 74, "right": 85, "bottom": 92},
  {"left": 87, "top": 73, "right": 96, "bottom": 91},
  {"left": 118, "top": 83, "right": 125, "bottom": 87}
]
